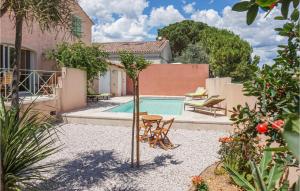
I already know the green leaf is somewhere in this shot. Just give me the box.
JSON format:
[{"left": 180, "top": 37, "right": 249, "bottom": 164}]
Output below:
[
  {"left": 266, "top": 163, "right": 285, "bottom": 190},
  {"left": 247, "top": 4, "right": 259, "bottom": 25},
  {"left": 259, "top": 150, "right": 272, "bottom": 177},
  {"left": 281, "top": 0, "right": 291, "bottom": 19},
  {"left": 250, "top": 161, "right": 267, "bottom": 191},
  {"left": 264, "top": 147, "right": 288, "bottom": 152},
  {"left": 283, "top": 118, "right": 300, "bottom": 161},
  {"left": 274, "top": 16, "right": 285, "bottom": 20},
  {"left": 232, "top": 1, "right": 252, "bottom": 12},
  {"left": 256, "top": 0, "right": 277, "bottom": 7},
  {"left": 280, "top": 180, "right": 289, "bottom": 191},
  {"left": 224, "top": 164, "right": 256, "bottom": 191},
  {"left": 291, "top": 8, "right": 299, "bottom": 21}
]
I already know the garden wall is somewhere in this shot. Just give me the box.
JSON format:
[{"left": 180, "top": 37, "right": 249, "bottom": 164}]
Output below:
[
  {"left": 206, "top": 77, "right": 256, "bottom": 116},
  {"left": 57, "top": 67, "right": 87, "bottom": 112},
  {"left": 127, "top": 64, "right": 209, "bottom": 96}
]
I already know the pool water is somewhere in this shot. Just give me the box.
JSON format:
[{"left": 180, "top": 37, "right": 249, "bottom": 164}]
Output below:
[{"left": 108, "top": 97, "right": 184, "bottom": 115}]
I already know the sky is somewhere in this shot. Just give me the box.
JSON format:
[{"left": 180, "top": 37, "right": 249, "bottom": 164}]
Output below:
[{"left": 79, "top": 0, "right": 287, "bottom": 65}]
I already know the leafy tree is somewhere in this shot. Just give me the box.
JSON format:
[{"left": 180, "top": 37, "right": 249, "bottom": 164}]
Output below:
[
  {"left": 174, "top": 43, "right": 209, "bottom": 64},
  {"left": 158, "top": 20, "right": 259, "bottom": 82},
  {"left": 119, "top": 52, "right": 150, "bottom": 168},
  {"left": 47, "top": 42, "right": 108, "bottom": 88},
  {"left": 0, "top": 98, "right": 61, "bottom": 190},
  {"left": 157, "top": 20, "right": 207, "bottom": 57},
  {"left": 0, "top": 0, "right": 76, "bottom": 110},
  {"left": 198, "top": 27, "right": 259, "bottom": 82}
]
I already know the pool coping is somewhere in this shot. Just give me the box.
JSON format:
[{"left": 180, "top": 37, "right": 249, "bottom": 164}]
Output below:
[{"left": 62, "top": 96, "right": 233, "bottom": 131}]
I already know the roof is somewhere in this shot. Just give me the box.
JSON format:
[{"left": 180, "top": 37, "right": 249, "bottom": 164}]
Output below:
[
  {"left": 75, "top": 3, "right": 94, "bottom": 25},
  {"left": 94, "top": 39, "right": 169, "bottom": 54}
]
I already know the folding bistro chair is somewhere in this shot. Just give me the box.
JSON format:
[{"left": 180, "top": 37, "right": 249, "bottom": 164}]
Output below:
[
  {"left": 150, "top": 118, "right": 175, "bottom": 150},
  {"left": 137, "top": 112, "right": 150, "bottom": 141}
]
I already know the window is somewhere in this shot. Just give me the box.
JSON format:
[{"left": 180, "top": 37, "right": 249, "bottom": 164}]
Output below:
[
  {"left": 72, "top": 15, "right": 82, "bottom": 38},
  {"left": 1, "top": 45, "right": 15, "bottom": 69}
]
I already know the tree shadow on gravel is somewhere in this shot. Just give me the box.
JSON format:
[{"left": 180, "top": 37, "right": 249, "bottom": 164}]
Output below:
[{"left": 35, "top": 150, "right": 182, "bottom": 191}]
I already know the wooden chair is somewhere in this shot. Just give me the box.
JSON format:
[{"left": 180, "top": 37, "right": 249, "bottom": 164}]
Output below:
[
  {"left": 137, "top": 112, "right": 150, "bottom": 141},
  {"left": 150, "top": 118, "right": 175, "bottom": 150},
  {"left": 0, "top": 72, "right": 13, "bottom": 97}
]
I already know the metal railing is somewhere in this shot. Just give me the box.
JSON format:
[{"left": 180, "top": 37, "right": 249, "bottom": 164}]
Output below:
[{"left": 0, "top": 68, "right": 61, "bottom": 100}]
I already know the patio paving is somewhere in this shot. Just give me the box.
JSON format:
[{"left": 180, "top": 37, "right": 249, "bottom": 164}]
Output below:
[
  {"left": 62, "top": 96, "right": 232, "bottom": 131},
  {"left": 35, "top": 123, "right": 227, "bottom": 191}
]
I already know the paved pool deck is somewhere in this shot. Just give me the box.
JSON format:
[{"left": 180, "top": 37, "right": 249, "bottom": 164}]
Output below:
[{"left": 62, "top": 96, "right": 233, "bottom": 131}]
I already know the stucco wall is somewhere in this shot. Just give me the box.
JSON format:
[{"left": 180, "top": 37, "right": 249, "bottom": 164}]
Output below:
[
  {"left": 0, "top": 3, "right": 93, "bottom": 70},
  {"left": 58, "top": 67, "right": 87, "bottom": 112},
  {"left": 206, "top": 77, "right": 256, "bottom": 115},
  {"left": 127, "top": 64, "right": 209, "bottom": 96}
]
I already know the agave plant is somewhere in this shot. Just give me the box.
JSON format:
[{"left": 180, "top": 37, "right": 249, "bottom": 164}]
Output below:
[
  {"left": 224, "top": 149, "right": 289, "bottom": 191},
  {"left": 0, "top": 98, "right": 61, "bottom": 190}
]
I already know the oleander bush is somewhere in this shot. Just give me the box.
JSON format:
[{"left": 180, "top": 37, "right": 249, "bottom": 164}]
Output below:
[{"left": 218, "top": 0, "right": 300, "bottom": 190}]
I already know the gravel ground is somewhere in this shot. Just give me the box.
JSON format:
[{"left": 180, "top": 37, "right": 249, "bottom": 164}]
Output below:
[{"left": 35, "top": 123, "right": 227, "bottom": 191}]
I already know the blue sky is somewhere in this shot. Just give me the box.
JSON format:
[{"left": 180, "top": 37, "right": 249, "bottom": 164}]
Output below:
[{"left": 79, "top": 0, "right": 287, "bottom": 65}]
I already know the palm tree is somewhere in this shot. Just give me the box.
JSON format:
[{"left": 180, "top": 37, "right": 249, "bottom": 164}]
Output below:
[{"left": 0, "top": 0, "right": 76, "bottom": 110}]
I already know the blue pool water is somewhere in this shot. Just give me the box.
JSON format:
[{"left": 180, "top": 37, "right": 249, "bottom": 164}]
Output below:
[{"left": 108, "top": 97, "right": 184, "bottom": 115}]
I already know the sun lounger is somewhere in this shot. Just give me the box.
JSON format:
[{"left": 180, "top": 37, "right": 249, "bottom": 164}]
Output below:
[
  {"left": 185, "top": 87, "right": 208, "bottom": 99},
  {"left": 87, "top": 93, "right": 111, "bottom": 102},
  {"left": 184, "top": 96, "right": 226, "bottom": 117}
]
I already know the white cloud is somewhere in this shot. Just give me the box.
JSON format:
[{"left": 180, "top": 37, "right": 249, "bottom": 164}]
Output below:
[
  {"left": 79, "top": 0, "right": 152, "bottom": 42},
  {"left": 79, "top": 0, "right": 284, "bottom": 64},
  {"left": 191, "top": 6, "right": 286, "bottom": 64},
  {"left": 79, "top": 0, "right": 148, "bottom": 21},
  {"left": 148, "top": 5, "right": 184, "bottom": 27},
  {"left": 183, "top": 2, "right": 196, "bottom": 14},
  {"left": 92, "top": 15, "right": 153, "bottom": 42}
]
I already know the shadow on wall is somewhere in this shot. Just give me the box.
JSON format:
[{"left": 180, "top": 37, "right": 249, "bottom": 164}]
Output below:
[{"left": 34, "top": 150, "right": 182, "bottom": 191}]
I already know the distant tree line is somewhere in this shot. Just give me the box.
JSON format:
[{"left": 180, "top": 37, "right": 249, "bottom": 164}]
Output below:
[{"left": 157, "top": 20, "right": 260, "bottom": 82}]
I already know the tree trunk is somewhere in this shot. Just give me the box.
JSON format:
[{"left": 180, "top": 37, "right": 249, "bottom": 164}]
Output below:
[
  {"left": 131, "top": 80, "right": 136, "bottom": 168},
  {"left": 135, "top": 77, "right": 140, "bottom": 167},
  {"left": 11, "top": 15, "right": 23, "bottom": 111}
]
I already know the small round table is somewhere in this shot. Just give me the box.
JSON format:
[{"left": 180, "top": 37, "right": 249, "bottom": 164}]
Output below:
[{"left": 141, "top": 115, "right": 163, "bottom": 123}]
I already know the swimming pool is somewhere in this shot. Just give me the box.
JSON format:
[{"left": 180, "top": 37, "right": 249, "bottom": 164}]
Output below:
[{"left": 108, "top": 97, "right": 184, "bottom": 115}]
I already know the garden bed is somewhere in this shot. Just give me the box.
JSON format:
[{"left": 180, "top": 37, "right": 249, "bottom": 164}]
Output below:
[{"left": 190, "top": 162, "right": 241, "bottom": 191}]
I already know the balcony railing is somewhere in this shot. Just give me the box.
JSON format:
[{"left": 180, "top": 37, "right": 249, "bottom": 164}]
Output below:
[{"left": 0, "top": 68, "right": 61, "bottom": 100}]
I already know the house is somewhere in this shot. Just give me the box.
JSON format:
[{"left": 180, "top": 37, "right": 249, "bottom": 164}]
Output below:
[
  {"left": 92, "top": 39, "right": 173, "bottom": 96},
  {"left": 0, "top": 3, "right": 93, "bottom": 72},
  {"left": 95, "top": 39, "right": 173, "bottom": 64},
  {"left": 0, "top": 3, "right": 93, "bottom": 113}
]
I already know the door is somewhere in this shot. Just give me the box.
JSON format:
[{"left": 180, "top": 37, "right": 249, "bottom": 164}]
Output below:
[
  {"left": 117, "top": 71, "right": 122, "bottom": 96},
  {"left": 99, "top": 71, "right": 111, "bottom": 93}
]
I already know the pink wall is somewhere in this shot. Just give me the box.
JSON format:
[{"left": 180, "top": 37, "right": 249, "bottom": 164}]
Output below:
[
  {"left": 0, "top": 3, "right": 93, "bottom": 71},
  {"left": 127, "top": 64, "right": 209, "bottom": 96}
]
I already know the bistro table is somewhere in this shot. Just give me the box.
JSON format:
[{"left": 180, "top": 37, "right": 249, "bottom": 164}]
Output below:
[{"left": 141, "top": 115, "right": 163, "bottom": 146}]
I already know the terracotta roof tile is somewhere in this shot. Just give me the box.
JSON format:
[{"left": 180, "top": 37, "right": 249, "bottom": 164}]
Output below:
[{"left": 94, "top": 40, "right": 169, "bottom": 54}]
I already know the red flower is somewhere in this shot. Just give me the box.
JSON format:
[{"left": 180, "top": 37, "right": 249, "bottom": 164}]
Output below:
[
  {"left": 192, "top": 176, "right": 204, "bottom": 185},
  {"left": 269, "top": 3, "right": 276, "bottom": 9},
  {"left": 272, "top": 119, "right": 284, "bottom": 129},
  {"left": 219, "top": 137, "right": 234, "bottom": 143},
  {"left": 256, "top": 122, "right": 268, "bottom": 134}
]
